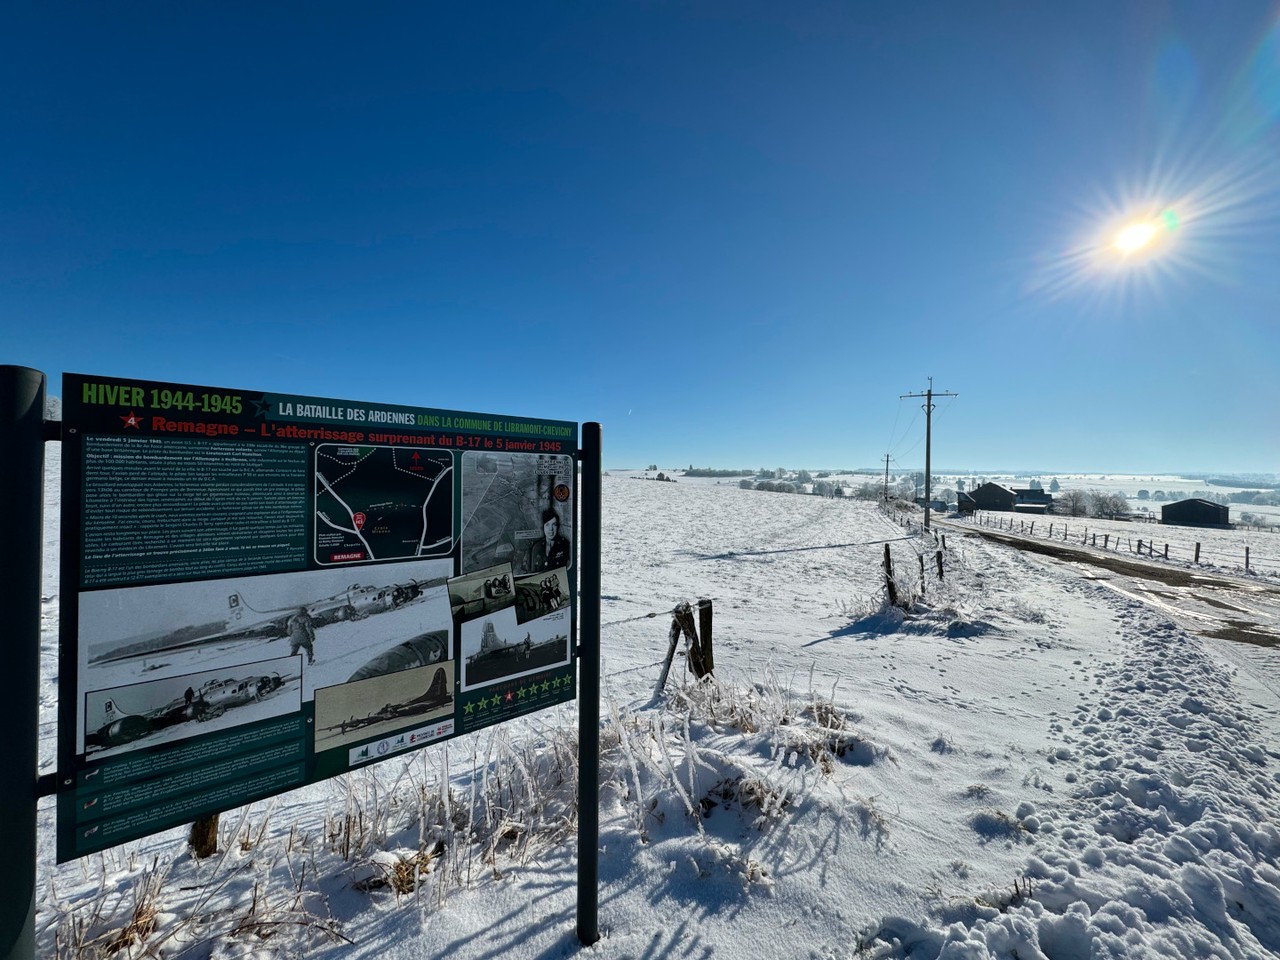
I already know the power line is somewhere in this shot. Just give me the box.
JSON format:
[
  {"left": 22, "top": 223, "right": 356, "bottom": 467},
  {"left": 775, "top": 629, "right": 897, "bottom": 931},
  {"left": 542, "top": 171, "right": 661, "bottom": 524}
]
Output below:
[
  {"left": 900, "top": 377, "right": 959, "bottom": 532},
  {"left": 887, "top": 404, "right": 921, "bottom": 458}
]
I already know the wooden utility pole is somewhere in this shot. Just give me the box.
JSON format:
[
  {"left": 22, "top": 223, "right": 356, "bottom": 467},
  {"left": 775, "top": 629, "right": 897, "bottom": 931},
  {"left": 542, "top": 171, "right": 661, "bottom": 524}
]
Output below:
[
  {"left": 883, "top": 454, "right": 891, "bottom": 501},
  {"left": 900, "top": 378, "right": 958, "bottom": 531}
]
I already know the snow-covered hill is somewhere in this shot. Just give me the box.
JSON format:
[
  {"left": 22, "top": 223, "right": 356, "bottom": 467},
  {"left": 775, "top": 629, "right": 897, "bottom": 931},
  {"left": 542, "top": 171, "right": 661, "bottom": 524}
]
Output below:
[{"left": 34, "top": 462, "right": 1280, "bottom": 959}]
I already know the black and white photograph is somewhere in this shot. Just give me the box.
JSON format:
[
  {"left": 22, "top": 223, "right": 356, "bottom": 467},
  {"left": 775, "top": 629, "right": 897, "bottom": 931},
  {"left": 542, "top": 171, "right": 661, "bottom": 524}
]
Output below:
[
  {"left": 83, "top": 655, "right": 302, "bottom": 759},
  {"left": 76, "top": 558, "right": 453, "bottom": 754},
  {"left": 460, "top": 452, "right": 574, "bottom": 575},
  {"left": 313, "top": 660, "right": 455, "bottom": 751},
  {"left": 447, "top": 562, "right": 517, "bottom": 621},
  {"left": 459, "top": 606, "right": 571, "bottom": 692},
  {"left": 514, "top": 567, "right": 571, "bottom": 624}
]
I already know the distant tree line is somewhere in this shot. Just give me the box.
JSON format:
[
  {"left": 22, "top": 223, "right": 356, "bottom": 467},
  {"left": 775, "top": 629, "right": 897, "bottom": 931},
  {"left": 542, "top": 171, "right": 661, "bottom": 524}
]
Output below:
[
  {"left": 1207, "top": 477, "right": 1280, "bottom": 490},
  {"left": 739, "top": 478, "right": 847, "bottom": 497},
  {"left": 684, "top": 466, "right": 753, "bottom": 478},
  {"left": 1228, "top": 490, "right": 1280, "bottom": 505}
]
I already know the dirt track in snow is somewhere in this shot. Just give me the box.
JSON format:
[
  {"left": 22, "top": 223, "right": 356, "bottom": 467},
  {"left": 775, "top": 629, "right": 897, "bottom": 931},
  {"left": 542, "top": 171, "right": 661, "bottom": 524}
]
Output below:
[{"left": 941, "top": 519, "right": 1280, "bottom": 650}]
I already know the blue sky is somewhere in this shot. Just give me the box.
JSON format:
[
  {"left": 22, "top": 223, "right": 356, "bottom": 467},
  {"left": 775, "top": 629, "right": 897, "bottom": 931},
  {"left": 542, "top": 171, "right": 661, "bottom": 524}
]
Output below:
[{"left": 4, "top": 2, "right": 1279, "bottom": 473}]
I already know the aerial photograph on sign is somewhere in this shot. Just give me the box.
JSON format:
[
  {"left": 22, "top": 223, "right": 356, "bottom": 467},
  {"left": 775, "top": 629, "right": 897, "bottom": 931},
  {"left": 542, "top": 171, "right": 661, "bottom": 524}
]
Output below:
[
  {"left": 314, "top": 443, "right": 453, "bottom": 564},
  {"left": 76, "top": 559, "right": 453, "bottom": 754},
  {"left": 460, "top": 452, "right": 573, "bottom": 575},
  {"left": 313, "top": 661, "right": 456, "bottom": 751},
  {"left": 459, "top": 605, "right": 571, "bottom": 691},
  {"left": 83, "top": 655, "right": 301, "bottom": 759}
]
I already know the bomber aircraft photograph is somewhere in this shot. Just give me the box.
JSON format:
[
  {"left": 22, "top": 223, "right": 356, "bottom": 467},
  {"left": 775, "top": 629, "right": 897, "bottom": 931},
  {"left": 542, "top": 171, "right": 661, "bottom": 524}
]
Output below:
[
  {"left": 314, "top": 662, "right": 456, "bottom": 750},
  {"left": 447, "top": 562, "right": 517, "bottom": 620},
  {"left": 76, "top": 559, "right": 456, "bottom": 753},
  {"left": 83, "top": 656, "right": 301, "bottom": 759},
  {"left": 87, "top": 574, "right": 443, "bottom": 667},
  {"left": 459, "top": 607, "right": 571, "bottom": 690}
]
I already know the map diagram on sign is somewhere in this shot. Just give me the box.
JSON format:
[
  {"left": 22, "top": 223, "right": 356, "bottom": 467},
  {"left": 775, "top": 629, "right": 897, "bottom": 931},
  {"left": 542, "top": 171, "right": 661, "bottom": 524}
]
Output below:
[{"left": 315, "top": 445, "right": 454, "bottom": 564}]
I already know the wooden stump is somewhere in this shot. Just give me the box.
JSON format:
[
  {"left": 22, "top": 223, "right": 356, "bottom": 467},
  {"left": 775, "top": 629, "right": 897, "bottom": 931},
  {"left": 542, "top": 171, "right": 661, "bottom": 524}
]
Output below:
[{"left": 189, "top": 814, "right": 219, "bottom": 859}]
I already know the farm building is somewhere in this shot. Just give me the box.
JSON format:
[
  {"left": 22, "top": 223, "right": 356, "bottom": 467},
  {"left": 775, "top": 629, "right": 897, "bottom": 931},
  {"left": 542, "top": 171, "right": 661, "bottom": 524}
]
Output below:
[
  {"left": 1012, "top": 487, "right": 1053, "bottom": 513},
  {"left": 1161, "top": 498, "right": 1231, "bottom": 528},
  {"left": 969, "top": 482, "right": 1016, "bottom": 511},
  {"left": 968, "top": 482, "right": 1055, "bottom": 513},
  {"left": 957, "top": 491, "right": 977, "bottom": 515}
]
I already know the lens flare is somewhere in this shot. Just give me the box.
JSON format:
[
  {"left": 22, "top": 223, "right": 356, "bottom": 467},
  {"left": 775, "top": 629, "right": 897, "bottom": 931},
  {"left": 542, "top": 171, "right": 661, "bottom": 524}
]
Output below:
[{"left": 1114, "top": 221, "right": 1158, "bottom": 253}]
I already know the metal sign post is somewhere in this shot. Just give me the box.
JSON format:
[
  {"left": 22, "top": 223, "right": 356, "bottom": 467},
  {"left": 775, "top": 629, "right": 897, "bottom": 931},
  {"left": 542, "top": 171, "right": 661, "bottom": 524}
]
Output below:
[
  {"left": 576, "top": 422, "right": 601, "bottom": 946},
  {"left": 0, "top": 366, "right": 44, "bottom": 960}
]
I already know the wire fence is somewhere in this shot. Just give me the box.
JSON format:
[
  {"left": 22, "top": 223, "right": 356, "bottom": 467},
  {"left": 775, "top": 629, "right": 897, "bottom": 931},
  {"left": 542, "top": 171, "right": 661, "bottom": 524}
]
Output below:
[{"left": 965, "top": 511, "right": 1280, "bottom": 578}]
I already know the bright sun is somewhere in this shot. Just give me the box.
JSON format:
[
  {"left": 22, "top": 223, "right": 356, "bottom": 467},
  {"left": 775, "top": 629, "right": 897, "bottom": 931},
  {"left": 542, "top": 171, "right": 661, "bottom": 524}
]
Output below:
[{"left": 1113, "top": 221, "right": 1159, "bottom": 254}]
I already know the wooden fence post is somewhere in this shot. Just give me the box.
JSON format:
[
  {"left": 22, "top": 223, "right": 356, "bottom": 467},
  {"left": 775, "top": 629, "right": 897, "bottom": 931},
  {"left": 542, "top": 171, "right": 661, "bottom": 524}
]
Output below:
[
  {"left": 1246, "top": 547, "right": 1251, "bottom": 572},
  {"left": 1164, "top": 544, "right": 1168, "bottom": 559},
  {"left": 884, "top": 544, "right": 899, "bottom": 609},
  {"left": 655, "top": 609, "right": 684, "bottom": 695},
  {"left": 935, "top": 550, "right": 944, "bottom": 580},
  {"left": 1049, "top": 523, "right": 1054, "bottom": 537},
  {"left": 656, "top": 601, "right": 713, "bottom": 690},
  {"left": 1138, "top": 539, "right": 1143, "bottom": 554},
  {"left": 1104, "top": 534, "right": 1109, "bottom": 549},
  {"left": 918, "top": 554, "right": 926, "bottom": 595},
  {"left": 1194, "top": 542, "right": 1201, "bottom": 563},
  {"left": 696, "top": 599, "right": 715, "bottom": 677},
  {"left": 677, "top": 603, "right": 711, "bottom": 680}
]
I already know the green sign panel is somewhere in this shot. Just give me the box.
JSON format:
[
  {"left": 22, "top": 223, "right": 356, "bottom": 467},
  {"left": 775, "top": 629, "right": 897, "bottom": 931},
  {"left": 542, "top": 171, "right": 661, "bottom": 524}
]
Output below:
[{"left": 58, "top": 374, "right": 578, "bottom": 862}]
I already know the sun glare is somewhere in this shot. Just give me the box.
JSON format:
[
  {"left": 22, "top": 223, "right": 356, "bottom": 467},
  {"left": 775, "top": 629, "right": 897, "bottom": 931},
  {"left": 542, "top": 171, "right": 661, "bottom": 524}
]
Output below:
[{"left": 1113, "top": 221, "right": 1158, "bottom": 254}]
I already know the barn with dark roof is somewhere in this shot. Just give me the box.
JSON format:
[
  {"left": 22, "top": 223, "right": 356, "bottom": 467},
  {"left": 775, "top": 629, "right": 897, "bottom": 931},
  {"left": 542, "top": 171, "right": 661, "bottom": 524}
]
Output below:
[{"left": 1161, "top": 498, "right": 1230, "bottom": 528}]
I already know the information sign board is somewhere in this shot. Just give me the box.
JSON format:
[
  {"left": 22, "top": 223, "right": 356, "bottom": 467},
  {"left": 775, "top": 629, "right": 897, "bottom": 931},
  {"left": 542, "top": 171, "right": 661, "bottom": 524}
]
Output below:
[{"left": 57, "top": 374, "right": 578, "bottom": 861}]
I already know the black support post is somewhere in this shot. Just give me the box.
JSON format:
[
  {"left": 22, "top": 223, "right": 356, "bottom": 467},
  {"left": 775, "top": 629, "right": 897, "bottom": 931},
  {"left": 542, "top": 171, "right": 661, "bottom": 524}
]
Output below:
[
  {"left": 0, "top": 366, "right": 44, "bottom": 960},
  {"left": 577, "top": 422, "right": 602, "bottom": 946}
]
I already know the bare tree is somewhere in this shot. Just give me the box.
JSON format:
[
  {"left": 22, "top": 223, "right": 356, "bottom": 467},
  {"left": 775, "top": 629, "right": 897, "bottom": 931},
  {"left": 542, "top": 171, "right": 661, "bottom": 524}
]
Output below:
[
  {"left": 1087, "top": 489, "right": 1129, "bottom": 518},
  {"left": 853, "top": 481, "right": 880, "bottom": 500},
  {"left": 1057, "top": 489, "right": 1088, "bottom": 517}
]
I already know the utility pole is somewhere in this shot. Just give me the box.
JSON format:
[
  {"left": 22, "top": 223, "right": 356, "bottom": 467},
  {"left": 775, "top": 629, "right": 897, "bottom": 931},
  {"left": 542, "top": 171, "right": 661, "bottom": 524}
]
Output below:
[
  {"left": 900, "top": 377, "right": 958, "bottom": 531},
  {"left": 882, "top": 454, "right": 891, "bottom": 501}
]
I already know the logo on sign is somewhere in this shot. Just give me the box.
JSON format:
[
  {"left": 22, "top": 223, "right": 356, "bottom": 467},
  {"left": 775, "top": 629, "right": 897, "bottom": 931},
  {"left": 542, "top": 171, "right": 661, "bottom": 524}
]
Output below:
[{"left": 353, "top": 512, "right": 366, "bottom": 530}]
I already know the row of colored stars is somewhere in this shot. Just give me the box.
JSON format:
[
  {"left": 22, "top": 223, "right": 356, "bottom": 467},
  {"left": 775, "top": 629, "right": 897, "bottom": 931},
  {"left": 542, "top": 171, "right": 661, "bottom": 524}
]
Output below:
[{"left": 462, "top": 675, "right": 573, "bottom": 714}]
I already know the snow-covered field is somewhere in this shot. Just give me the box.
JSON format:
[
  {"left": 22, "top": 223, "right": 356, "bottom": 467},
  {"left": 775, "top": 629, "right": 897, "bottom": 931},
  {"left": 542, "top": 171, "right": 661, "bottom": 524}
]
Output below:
[{"left": 34, "top": 458, "right": 1280, "bottom": 959}]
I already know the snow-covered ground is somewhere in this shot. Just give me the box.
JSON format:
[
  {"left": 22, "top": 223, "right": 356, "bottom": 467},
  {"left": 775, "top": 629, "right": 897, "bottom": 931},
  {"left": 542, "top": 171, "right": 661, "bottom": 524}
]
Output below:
[{"left": 33, "top": 458, "right": 1280, "bottom": 959}]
